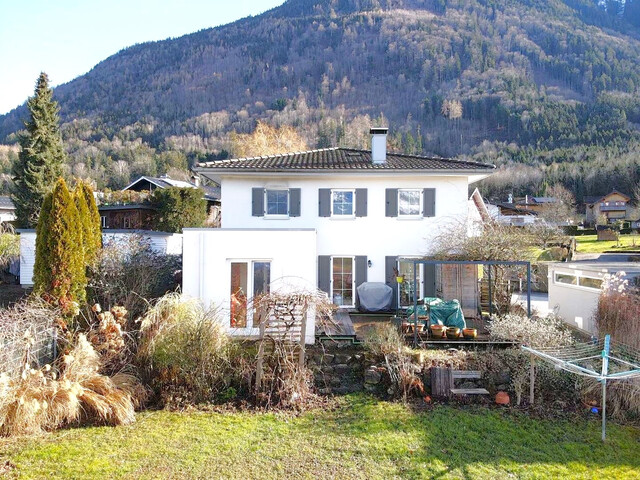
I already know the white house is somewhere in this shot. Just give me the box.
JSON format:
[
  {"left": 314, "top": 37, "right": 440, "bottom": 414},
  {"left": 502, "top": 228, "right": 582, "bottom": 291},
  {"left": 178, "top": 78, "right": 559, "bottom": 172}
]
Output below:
[
  {"left": 0, "top": 196, "right": 16, "bottom": 224},
  {"left": 548, "top": 260, "right": 640, "bottom": 334},
  {"left": 186, "top": 128, "right": 495, "bottom": 342}
]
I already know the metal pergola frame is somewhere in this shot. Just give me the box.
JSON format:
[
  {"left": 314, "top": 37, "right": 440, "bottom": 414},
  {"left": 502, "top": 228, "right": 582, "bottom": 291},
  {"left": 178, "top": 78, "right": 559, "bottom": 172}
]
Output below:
[{"left": 402, "top": 258, "right": 532, "bottom": 346}]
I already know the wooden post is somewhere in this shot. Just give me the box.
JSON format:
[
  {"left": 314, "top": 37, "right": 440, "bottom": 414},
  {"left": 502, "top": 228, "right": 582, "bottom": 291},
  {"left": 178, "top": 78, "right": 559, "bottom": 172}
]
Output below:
[
  {"left": 431, "top": 367, "right": 453, "bottom": 398},
  {"left": 529, "top": 354, "right": 535, "bottom": 405},
  {"left": 298, "top": 303, "right": 308, "bottom": 370},
  {"left": 255, "top": 313, "right": 266, "bottom": 393}
]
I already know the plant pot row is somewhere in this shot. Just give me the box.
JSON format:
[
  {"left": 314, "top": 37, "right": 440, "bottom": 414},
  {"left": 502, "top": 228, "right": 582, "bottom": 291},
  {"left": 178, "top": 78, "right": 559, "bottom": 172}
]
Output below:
[{"left": 430, "top": 325, "right": 477, "bottom": 340}]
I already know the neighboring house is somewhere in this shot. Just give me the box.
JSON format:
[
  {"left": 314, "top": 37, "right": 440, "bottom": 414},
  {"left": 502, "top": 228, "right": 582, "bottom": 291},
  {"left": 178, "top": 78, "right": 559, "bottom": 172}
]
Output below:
[
  {"left": 98, "top": 204, "right": 156, "bottom": 230},
  {"left": 184, "top": 128, "right": 495, "bottom": 342},
  {"left": 548, "top": 258, "right": 640, "bottom": 334},
  {"left": 0, "top": 196, "right": 16, "bottom": 224},
  {"left": 515, "top": 196, "right": 556, "bottom": 214},
  {"left": 17, "top": 229, "right": 183, "bottom": 287},
  {"left": 491, "top": 201, "right": 538, "bottom": 226},
  {"left": 124, "top": 175, "right": 221, "bottom": 227},
  {"left": 584, "top": 190, "right": 630, "bottom": 225}
]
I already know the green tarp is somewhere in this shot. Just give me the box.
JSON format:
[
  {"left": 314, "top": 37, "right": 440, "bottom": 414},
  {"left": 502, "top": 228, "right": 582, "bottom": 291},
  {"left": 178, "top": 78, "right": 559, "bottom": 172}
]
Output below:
[{"left": 406, "top": 298, "right": 466, "bottom": 329}]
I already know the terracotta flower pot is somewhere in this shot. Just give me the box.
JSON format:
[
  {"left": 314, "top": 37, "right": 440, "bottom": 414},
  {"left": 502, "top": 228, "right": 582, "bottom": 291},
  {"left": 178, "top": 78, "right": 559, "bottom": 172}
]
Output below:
[
  {"left": 430, "top": 324, "right": 446, "bottom": 338},
  {"left": 462, "top": 328, "right": 477, "bottom": 339},
  {"left": 495, "top": 391, "right": 510, "bottom": 405},
  {"left": 446, "top": 327, "right": 461, "bottom": 339}
]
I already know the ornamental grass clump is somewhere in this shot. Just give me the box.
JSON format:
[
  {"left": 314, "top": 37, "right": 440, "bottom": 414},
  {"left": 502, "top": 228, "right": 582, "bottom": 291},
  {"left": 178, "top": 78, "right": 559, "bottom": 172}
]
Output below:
[
  {"left": 588, "top": 272, "right": 640, "bottom": 419},
  {"left": 137, "top": 293, "right": 238, "bottom": 406},
  {"left": 0, "top": 334, "right": 138, "bottom": 437}
]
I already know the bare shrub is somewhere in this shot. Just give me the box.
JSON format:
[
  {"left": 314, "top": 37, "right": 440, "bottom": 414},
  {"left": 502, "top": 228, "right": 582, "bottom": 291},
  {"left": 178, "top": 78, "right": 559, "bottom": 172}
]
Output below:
[
  {"left": 88, "top": 235, "right": 181, "bottom": 321},
  {"left": 251, "top": 290, "right": 335, "bottom": 409},
  {"left": 487, "top": 313, "right": 573, "bottom": 348},
  {"left": 485, "top": 314, "right": 574, "bottom": 405},
  {"left": 137, "top": 293, "right": 240, "bottom": 407},
  {"left": 363, "top": 324, "right": 423, "bottom": 400},
  {"left": 0, "top": 334, "right": 138, "bottom": 436}
]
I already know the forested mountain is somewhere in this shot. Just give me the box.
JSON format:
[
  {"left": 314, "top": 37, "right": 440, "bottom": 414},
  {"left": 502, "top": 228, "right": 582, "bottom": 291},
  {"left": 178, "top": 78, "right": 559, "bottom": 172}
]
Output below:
[{"left": 1, "top": 0, "right": 640, "bottom": 200}]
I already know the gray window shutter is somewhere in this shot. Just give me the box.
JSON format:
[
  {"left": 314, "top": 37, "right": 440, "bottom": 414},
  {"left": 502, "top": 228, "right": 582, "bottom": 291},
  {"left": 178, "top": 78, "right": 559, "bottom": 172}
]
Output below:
[
  {"left": 355, "top": 189, "right": 367, "bottom": 217},
  {"left": 355, "top": 256, "right": 368, "bottom": 308},
  {"left": 318, "top": 189, "right": 331, "bottom": 217},
  {"left": 289, "top": 188, "right": 301, "bottom": 217},
  {"left": 423, "top": 188, "right": 436, "bottom": 217},
  {"left": 355, "top": 256, "right": 367, "bottom": 288},
  {"left": 424, "top": 263, "right": 436, "bottom": 297},
  {"left": 385, "top": 188, "right": 398, "bottom": 217},
  {"left": 385, "top": 255, "right": 398, "bottom": 310},
  {"left": 318, "top": 255, "right": 331, "bottom": 295},
  {"left": 252, "top": 188, "right": 264, "bottom": 216}
]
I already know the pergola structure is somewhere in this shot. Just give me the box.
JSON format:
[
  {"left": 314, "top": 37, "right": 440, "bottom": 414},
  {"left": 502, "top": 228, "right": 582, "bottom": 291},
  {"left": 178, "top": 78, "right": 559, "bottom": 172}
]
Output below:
[{"left": 405, "top": 259, "right": 532, "bottom": 346}]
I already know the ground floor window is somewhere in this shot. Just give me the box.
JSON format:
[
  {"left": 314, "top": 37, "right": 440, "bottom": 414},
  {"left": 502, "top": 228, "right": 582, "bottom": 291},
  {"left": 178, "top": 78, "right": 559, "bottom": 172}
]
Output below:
[
  {"left": 332, "top": 257, "right": 354, "bottom": 307},
  {"left": 230, "top": 261, "right": 271, "bottom": 328}
]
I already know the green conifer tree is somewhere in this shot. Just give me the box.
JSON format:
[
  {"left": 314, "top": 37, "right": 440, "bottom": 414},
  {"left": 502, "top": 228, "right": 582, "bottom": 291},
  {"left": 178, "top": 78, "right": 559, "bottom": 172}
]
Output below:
[
  {"left": 11, "top": 73, "right": 66, "bottom": 228},
  {"left": 74, "top": 180, "right": 102, "bottom": 265},
  {"left": 33, "top": 178, "right": 86, "bottom": 314}
]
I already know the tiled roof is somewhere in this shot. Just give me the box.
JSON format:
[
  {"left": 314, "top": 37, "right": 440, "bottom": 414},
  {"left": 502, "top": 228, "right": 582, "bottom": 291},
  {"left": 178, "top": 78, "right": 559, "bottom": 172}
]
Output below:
[
  {"left": 195, "top": 148, "right": 495, "bottom": 172},
  {"left": 0, "top": 196, "right": 15, "bottom": 209}
]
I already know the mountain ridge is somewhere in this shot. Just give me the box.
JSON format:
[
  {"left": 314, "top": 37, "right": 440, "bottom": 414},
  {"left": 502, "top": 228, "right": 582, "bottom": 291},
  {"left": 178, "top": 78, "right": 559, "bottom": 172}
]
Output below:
[{"left": 1, "top": 0, "right": 640, "bottom": 198}]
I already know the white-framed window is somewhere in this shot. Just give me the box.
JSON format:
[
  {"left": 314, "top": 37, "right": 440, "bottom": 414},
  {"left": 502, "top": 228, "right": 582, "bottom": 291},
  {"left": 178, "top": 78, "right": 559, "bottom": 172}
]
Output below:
[
  {"left": 578, "top": 276, "right": 603, "bottom": 290},
  {"left": 398, "top": 189, "right": 422, "bottom": 216},
  {"left": 122, "top": 216, "right": 131, "bottom": 229},
  {"left": 331, "top": 189, "right": 355, "bottom": 217},
  {"left": 230, "top": 260, "right": 271, "bottom": 328},
  {"left": 331, "top": 256, "right": 355, "bottom": 307},
  {"left": 100, "top": 216, "right": 107, "bottom": 228},
  {"left": 555, "top": 273, "right": 577, "bottom": 285},
  {"left": 265, "top": 189, "right": 289, "bottom": 217}
]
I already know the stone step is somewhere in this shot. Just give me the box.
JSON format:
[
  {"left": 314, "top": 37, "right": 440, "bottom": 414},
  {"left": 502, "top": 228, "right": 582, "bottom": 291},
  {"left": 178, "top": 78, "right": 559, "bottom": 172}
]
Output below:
[{"left": 450, "top": 388, "right": 489, "bottom": 395}]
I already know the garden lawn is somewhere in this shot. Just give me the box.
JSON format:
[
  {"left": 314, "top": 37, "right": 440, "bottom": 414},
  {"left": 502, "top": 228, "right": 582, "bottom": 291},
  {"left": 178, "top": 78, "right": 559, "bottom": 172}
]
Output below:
[
  {"left": 1, "top": 395, "right": 639, "bottom": 480},
  {"left": 576, "top": 234, "right": 640, "bottom": 253}
]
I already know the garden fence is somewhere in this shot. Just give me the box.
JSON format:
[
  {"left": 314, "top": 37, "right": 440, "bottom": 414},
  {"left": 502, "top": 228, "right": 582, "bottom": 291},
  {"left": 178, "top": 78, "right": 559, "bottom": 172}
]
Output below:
[{"left": 0, "top": 326, "right": 57, "bottom": 377}]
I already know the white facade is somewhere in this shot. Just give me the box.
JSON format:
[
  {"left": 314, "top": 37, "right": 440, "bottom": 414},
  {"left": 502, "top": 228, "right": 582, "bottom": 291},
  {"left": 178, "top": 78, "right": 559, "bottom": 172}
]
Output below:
[
  {"left": 182, "top": 229, "right": 317, "bottom": 343},
  {"left": 219, "top": 174, "right": 469, "bottom": 283},
  {"left": 18, "top": 230, "right": 183, "bottom": 287},
  {"left": 548, "top": 262, "right": 640, "bottom": 334}
]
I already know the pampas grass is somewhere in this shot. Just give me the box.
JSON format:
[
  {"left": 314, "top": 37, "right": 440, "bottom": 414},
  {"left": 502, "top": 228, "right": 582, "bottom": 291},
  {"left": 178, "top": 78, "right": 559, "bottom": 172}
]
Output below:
[{"left": 0, "top": 334, "right": 137, "bottom": 436}]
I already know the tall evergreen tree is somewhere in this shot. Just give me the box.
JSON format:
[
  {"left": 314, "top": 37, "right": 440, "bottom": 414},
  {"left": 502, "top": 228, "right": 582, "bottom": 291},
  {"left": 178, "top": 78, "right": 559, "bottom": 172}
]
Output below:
[
  {"left": 33, "top": 178, "right": 86, "bottom": 314},
  {"left": 11, "top": 73, "right": 65, "bottom": 227},
  {"left": 74, "top": 180, "right": 102, "bottom": 265}
]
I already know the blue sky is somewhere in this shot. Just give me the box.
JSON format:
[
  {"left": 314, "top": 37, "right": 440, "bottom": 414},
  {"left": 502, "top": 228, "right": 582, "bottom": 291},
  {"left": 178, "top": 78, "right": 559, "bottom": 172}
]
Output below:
[{"left": 0, "top": 0, "right": 285, "bottom": 114}]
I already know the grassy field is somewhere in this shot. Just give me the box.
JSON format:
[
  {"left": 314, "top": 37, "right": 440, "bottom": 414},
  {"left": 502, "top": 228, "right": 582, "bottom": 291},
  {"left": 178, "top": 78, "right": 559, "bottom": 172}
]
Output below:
[
  {"left": 1, "top": 396, "right": 639, "bottom": 479},
  {"left": 575, "top": 234, "right": 640, "bottom": 254}
]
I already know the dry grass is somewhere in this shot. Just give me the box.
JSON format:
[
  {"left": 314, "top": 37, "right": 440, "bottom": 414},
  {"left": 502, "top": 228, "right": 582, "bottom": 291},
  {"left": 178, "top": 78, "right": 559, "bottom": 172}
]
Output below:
[
  {"left": 137, "top": 293, "right": 238, "bottom": 406},
  {"left": 592, "top": 281, "right": 640, "bottom": 419},
  {"left": 0, "top": 335, "right": 137, "bottom": 437}
]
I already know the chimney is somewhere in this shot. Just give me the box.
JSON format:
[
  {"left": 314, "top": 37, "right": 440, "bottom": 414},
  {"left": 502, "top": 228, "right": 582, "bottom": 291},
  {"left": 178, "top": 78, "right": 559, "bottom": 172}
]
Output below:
[
  {"left": 191, "top": 174, "right": 201, "bottom": 187},
  {"left": 370, "top": 127, "right": 388, "bottom": 164}
]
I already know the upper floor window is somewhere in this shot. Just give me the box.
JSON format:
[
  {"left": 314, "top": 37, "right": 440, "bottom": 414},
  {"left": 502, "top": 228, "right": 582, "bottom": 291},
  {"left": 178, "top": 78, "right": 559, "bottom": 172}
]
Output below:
[
  {"left": 331, "top": 190, "right": 355, "bottom": 217},
  {"left": 252, "top": 188, "right": 301, "bottom": 218},
  {"left": 398, "top": 189, "right": 422, "bottom": 217},
  {"left": 266, "top": 190, "right": 289, "bottom": 217},
  {"left": 386, "top": 188, "right": 435, "bottom": 217}
]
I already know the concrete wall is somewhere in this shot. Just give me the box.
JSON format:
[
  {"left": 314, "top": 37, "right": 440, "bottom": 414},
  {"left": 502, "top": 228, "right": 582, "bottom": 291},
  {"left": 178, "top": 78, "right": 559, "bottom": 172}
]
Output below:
[
  {"left": 219, "top": 174, "right": 469, "bottom": 285},
  {"left": 19, "top": 230, "right": 183, "bottom": 286},
  {"left": 182, "top": 228, "right": 317, "bottom": 343}
]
